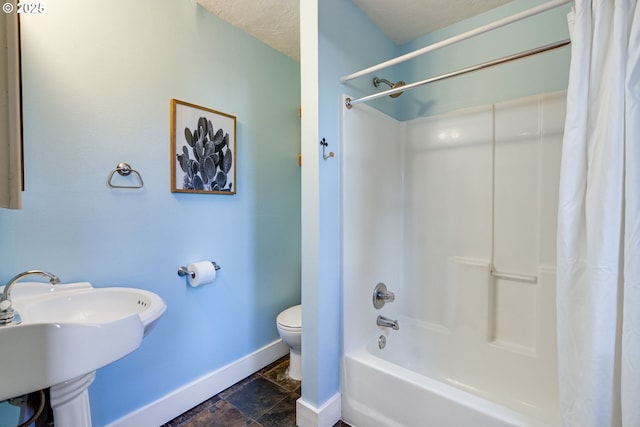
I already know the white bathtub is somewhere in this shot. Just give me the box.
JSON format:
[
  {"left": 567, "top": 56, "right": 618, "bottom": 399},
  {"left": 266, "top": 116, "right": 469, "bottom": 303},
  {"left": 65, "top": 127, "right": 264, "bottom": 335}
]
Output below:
[{"left": 341, "top": 316, "right": 560, "bottom": 427}]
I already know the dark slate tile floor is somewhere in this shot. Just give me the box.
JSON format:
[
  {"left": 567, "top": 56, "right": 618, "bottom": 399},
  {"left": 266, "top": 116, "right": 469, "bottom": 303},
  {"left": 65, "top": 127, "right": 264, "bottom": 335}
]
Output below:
[{"left": 162, "top": 357, "right": 351, "bottom": 427}]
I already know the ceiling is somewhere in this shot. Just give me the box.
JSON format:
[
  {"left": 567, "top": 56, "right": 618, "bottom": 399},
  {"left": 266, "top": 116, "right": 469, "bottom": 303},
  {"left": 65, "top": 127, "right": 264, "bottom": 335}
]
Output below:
[{"left": 195, "top": 0, "right": 514, "bottom": 61}]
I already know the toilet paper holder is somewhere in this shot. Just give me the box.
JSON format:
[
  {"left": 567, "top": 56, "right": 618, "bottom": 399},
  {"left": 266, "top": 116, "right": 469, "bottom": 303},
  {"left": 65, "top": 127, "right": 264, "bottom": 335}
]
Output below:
[{"left": 177, "top": 261, "right": 221, "bottom": 278}]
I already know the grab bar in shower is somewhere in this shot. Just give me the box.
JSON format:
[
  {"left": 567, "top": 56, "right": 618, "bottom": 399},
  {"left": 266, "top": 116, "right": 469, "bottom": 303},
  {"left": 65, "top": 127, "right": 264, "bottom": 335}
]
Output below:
[{"left": 490, "top": 269, "right": 537, "bottom": 284}]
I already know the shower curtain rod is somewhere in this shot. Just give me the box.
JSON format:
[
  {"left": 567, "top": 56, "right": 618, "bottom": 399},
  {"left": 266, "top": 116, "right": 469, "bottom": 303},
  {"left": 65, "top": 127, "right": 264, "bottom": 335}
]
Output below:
[
  {"left": 345, "top": 38, "right": 570, "bottom": 109},
  {"left": 340, "top": 0, "right": 573, "bottom": 83}
]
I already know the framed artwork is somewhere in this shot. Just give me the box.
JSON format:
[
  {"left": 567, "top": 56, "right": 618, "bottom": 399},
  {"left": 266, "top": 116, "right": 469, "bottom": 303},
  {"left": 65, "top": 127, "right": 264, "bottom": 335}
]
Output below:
[{"left": 170, "top": 99, "right": 236, "bottom": 194}]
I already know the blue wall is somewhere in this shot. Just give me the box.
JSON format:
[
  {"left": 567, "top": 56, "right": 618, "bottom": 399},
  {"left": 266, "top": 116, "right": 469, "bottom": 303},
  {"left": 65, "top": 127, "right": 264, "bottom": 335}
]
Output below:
[
  {"left": 302, "top": 0, "right": 397, "bottom": 408},
  {"left": 397, "top": 0, "right": 572, "bottom": 120},
  {"left": 0, "top": 0, "right": 300, "bottom": 425}
]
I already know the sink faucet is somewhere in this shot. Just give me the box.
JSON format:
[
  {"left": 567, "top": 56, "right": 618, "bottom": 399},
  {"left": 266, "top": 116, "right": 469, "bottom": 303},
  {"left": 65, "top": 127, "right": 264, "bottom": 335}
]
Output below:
[
  {"left": 376, "top": 315, "right": 399, "bottom": 330},
  {"left": 0, "top": 270, "right": 60, "bottom": 325}
]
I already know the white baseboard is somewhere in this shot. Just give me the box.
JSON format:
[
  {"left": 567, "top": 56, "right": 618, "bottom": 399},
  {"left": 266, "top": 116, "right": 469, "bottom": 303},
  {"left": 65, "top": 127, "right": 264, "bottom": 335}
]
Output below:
[
  {"left": 296, "top": 392, "right": 341, "bottom": 427},
  {"left": 106, "top": 340, "right": 289, "bottom": 427}
]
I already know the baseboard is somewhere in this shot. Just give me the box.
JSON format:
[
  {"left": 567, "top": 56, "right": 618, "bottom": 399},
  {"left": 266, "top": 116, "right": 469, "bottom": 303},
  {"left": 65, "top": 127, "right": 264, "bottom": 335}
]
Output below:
[
  {"left": 296, "top": 392, "right": 341, "bottom": 427},
  {"left": 106, "top": 339, "right": 289, "bottom": 427}
]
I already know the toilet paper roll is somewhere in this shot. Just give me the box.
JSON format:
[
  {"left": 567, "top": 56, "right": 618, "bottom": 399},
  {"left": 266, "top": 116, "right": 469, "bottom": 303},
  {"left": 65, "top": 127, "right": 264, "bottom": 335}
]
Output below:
[{"left": 187, "top": 261, "right": 217, "bottom": 287}]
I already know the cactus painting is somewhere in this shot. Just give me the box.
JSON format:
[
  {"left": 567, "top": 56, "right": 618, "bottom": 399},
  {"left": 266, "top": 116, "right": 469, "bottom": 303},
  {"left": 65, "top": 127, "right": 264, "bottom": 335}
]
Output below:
[{"left": 171, "top": 99, "right": 236, "bottom": 194}]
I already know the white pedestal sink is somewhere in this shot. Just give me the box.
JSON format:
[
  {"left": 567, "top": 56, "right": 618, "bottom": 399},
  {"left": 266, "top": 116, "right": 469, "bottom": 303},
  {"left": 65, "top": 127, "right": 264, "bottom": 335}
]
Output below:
[{"left": 0, "top": 282, "right": 166, "bottom": 426}]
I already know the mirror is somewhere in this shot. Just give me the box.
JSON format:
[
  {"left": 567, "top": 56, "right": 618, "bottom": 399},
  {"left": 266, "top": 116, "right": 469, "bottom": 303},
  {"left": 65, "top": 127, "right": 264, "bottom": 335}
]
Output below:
[{"left": 0, "top": 11, "right": 23, "bottom": 209}]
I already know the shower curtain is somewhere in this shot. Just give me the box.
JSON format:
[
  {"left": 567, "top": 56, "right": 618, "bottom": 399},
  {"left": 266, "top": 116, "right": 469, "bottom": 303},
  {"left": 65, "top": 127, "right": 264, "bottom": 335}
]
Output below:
[{"left": 556, "top": 1, "right": 639, "bottom": 426}]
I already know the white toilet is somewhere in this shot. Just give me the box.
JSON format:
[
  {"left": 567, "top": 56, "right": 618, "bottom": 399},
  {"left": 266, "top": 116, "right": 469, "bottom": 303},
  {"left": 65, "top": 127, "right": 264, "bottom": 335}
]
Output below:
[{"left": 276, "top": 304, "right": 302, "bottom": 381}]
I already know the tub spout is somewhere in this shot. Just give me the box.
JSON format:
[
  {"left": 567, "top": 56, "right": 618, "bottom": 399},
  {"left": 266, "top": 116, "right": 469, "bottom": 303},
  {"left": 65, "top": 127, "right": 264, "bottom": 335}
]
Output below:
[{"left": 377, "top": 315, "right": 399, "bottom": 330}]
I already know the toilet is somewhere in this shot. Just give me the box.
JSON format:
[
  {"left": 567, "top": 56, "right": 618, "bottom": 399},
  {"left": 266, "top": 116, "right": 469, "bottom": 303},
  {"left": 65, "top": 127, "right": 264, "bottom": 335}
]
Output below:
[{"left": 276, "top": 304, "right": 302, "bottom": 381}]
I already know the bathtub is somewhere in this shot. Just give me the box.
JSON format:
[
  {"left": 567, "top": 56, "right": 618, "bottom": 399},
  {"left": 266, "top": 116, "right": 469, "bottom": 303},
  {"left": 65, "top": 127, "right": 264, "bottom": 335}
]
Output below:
[{"left": 341, "top": 316, "right": 560, "bottom": 427}]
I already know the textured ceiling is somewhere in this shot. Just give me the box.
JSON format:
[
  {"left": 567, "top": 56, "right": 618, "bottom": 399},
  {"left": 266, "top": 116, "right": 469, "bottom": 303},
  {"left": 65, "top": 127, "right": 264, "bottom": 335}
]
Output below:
[
  {"left": 195, "top": 0, "right": 514, "bottom": 61},
  {"left": 351, "top": 0, "right": 513, "bottom": 44},
  {"left": 196, "top": 0, "right": 300, "bottom": 60}
]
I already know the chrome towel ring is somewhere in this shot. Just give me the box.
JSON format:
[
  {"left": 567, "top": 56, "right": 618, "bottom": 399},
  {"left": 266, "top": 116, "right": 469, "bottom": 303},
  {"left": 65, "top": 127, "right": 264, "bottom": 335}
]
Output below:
[{"left": 107, "top": 163, "right": 144, "bottom": 189}]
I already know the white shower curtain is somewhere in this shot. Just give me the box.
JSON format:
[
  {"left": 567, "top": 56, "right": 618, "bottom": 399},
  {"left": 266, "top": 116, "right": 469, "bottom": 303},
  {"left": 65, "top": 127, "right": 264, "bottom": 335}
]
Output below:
[{"left": 556, "top": 1, "right": 640, "bottom": 426}]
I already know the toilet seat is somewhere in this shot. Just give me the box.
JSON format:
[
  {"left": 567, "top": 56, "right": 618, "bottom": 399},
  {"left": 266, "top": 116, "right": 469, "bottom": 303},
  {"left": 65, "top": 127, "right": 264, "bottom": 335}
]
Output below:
[{"left": 277, "top": 304, "right": 301, "bottom": 331}]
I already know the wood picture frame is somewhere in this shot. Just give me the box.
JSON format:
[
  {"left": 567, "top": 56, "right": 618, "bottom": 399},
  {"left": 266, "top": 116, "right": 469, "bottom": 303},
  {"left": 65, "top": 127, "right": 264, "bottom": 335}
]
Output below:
[{"left": 170, "top": 99, "right": 236, "bottom": 194}]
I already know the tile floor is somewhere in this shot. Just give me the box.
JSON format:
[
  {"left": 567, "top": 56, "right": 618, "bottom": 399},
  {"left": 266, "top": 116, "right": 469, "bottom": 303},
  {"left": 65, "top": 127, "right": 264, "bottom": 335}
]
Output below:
[{"left": 162, "top": 357, "right": 351, "bottom": 427}]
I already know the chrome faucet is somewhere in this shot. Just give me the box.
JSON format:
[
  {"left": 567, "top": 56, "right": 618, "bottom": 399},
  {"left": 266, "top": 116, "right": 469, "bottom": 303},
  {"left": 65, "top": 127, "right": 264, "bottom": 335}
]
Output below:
[
  {"left": 377, "top": 315, "right": 399, "bottom": 330},
  {"left": 0, "top": 270, "right": 60, "bottom": 325}
]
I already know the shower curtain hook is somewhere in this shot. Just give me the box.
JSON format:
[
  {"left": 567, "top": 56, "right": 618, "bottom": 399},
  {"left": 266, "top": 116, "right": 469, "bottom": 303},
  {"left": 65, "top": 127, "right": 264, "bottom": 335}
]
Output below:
[{"left": 320, "top": 138, "right": 334, "bottom": 160}]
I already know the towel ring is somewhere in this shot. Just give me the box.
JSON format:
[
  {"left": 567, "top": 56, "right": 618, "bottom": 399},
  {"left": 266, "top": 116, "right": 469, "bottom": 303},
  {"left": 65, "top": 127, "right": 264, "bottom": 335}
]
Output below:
[{"left": 107, "top": 163, "right": 144, "bottom": 189}]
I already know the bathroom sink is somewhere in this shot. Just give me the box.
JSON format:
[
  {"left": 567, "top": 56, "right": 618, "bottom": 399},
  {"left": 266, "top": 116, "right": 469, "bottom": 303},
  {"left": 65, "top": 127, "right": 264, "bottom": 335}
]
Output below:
[
  {"left": 0, "top": 282, "right": 166, "bottom": 401},
  {"left": 19, "top": 285, "right": 166, "bottom": 334}
]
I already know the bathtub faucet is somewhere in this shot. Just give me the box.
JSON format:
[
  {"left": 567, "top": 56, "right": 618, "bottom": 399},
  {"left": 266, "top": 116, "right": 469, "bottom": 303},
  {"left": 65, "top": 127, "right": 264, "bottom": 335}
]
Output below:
[{"left": 377, "top": 315, "right": 399, "bottom": 330}]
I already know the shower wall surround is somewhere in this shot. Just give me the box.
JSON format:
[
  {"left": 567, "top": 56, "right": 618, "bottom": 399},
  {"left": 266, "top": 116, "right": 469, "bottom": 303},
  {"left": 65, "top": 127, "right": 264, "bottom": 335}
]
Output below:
[
  {"left": 343, "top": 90, "right": 565, "bottom": 423},
  {"left": 404, "top": 91, "right": 563, "bottom": 413}
]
